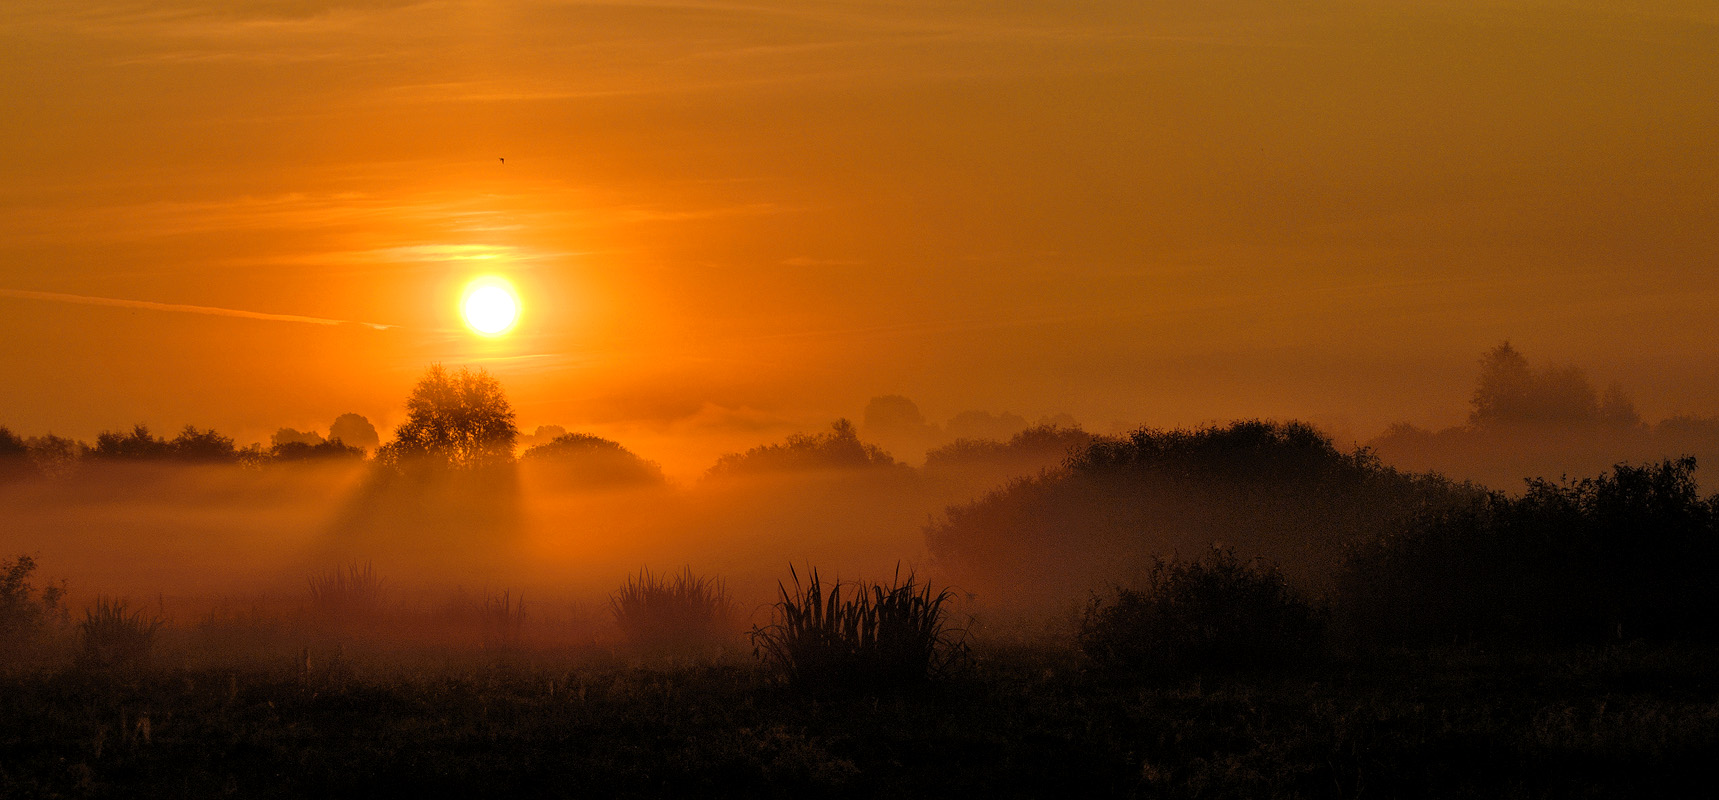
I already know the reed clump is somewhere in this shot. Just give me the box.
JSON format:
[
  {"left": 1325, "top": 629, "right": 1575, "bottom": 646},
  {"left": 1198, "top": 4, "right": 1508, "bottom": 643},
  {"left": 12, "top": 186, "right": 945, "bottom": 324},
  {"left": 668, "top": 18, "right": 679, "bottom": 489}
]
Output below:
[
  {"left": 77, "top": 596, "right": 163, "bottom": 670},
  {"left": 751, "top": 564, "right": 967, "bottom": 692},
  {"left": 308, "top": 562, "right": 386, "bottom": 625},
  {"left": 610, "top": 567, "right": 733, "bottom": 656}
]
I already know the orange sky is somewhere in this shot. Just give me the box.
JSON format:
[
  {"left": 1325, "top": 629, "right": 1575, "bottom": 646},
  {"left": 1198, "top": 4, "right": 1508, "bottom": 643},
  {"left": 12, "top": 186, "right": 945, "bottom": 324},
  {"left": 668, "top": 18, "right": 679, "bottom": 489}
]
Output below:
[{"left": 2, "top": 1, "right": 1717, "bottom": 476}]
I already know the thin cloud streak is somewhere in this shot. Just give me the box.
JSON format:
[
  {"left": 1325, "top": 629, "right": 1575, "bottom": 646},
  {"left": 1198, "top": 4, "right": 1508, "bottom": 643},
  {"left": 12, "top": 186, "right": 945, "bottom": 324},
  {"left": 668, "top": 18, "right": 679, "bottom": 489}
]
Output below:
[{"left": 0, "top": 288, "right": 397, "bottom": 330}]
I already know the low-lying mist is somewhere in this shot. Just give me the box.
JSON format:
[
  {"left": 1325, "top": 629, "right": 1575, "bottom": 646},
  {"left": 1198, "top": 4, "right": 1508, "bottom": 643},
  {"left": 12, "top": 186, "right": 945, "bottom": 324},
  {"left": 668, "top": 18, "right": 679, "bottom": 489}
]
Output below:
[{"left": 0, "top": 438, "right": 1082, "bottom": 660}]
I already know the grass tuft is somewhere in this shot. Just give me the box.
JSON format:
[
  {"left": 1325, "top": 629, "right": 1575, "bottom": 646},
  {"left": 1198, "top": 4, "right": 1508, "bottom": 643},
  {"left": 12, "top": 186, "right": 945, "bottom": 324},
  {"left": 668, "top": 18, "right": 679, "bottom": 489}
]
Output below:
[
  {"left": 77, "top": 596, "right": 163, "bottom": 670},
  {"left": 750, "top": 564, "right": 967, "bottom": 692},
  {"left": 609, "top": 567, "right": 733, "bottom": 657},
  {"left": 308, "top": 562, "right": 385, "bottom": 624}
]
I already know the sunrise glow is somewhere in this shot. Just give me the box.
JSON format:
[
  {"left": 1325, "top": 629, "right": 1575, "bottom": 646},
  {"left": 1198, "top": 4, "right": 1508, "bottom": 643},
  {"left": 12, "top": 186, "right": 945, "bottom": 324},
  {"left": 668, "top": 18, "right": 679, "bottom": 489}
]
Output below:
[{"left": 461, "top": 279, "right": 519, "bottom": 336}]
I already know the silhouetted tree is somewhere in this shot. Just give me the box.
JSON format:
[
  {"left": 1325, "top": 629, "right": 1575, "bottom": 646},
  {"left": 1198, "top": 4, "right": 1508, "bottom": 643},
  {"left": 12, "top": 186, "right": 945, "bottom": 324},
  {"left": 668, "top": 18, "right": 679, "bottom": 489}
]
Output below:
[
  {"left": 1469, "top": 341, "right": 1601, "bottom": 427},
  {"left": 169, "top": 426, "right": 240, "bottom": 463},
  {"left": 1599, "top": 382, "right": 1643, "bottom": 428},
  {"left": 708, "top": 419, "right": 899, "bottom": 477},
  {"left": 377, "top": 365, "right": 518, "bottom": 472},
  {"left": 0, "top": 428, "right": 29, "bottom": 482},
  {"left": 862, "top": 395, "right": 940, "bottom": 461},
  {"left": 516, "top": 424, "right": 568, "bottom": 451},
  {"left": 25, "top": 434, "right": 79, "bottom": 478},
  {"left": 1369, "top": 344, "right": 1686, "bottom": 491},
  {"left": 328, "top": 413, "right": 380, "bottom": 453},
  {"left": 87, "top": 425, "right": 173, "bottom": 460}
]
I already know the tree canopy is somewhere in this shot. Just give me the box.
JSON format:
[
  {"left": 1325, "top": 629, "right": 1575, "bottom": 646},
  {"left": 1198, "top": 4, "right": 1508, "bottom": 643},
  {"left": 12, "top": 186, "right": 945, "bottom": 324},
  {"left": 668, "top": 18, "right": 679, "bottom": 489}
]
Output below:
[{"left": 377, "top": 365, "right": 518, "bottom": 472}]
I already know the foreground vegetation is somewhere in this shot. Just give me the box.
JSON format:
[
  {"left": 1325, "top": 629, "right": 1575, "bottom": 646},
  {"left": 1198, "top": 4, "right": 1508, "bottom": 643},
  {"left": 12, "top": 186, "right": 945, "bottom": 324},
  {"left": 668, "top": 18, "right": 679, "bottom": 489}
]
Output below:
[{"left": 2, "top": 641, "right": 1716, "bottom": 798}]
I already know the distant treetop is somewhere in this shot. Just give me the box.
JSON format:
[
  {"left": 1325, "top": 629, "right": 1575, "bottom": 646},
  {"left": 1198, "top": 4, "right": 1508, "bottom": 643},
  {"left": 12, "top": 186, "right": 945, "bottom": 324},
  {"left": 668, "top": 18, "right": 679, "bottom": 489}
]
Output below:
[
  {"left": 1469, "top": 341, "right": 1637, "bottom": 428},
  {"left": 329, "top": 413, "right": 380, "bottom": 453},
  {"left": 708, "top": 419, "right": 899, "bottom": 477},
  {"left": 85, "top": 424, "right": 241, "bottom": 463}
]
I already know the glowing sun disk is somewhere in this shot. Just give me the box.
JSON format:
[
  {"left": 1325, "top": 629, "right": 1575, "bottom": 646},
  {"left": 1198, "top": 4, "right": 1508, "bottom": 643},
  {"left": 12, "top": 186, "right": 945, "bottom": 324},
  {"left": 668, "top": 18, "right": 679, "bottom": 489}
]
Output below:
[{"left": 462, "top": 281, "right": 519, "bottom": 335}]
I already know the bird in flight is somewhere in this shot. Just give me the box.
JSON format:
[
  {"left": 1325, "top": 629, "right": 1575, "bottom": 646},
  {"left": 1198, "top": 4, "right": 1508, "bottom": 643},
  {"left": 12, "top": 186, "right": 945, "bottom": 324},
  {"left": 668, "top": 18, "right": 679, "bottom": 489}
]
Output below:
[{"left": 499, "top": 157, "right": 505, "bottom": 165}]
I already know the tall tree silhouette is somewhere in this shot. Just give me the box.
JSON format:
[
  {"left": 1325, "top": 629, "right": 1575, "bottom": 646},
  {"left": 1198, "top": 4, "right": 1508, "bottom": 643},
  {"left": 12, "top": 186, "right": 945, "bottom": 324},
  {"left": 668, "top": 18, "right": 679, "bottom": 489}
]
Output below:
[
  {"left": 377, "top": 365, "right": 518, "bottom": 472},
  {"left": 1469, "top": 341, "right": 1601, "bottom": 427}
]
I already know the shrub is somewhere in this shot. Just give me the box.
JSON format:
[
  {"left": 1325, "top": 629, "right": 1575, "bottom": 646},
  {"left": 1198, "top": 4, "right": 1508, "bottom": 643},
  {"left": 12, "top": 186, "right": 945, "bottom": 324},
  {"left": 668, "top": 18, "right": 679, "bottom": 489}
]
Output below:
[
  {"left": 609, "top": 567, "right": 732, "bottom": 656},
  {"left": 0, "top": 555, "right": 68, "bottom": 663},
  {"left": 309, "top": 563, "right": 386, "bottom": 624},
  {"left": 1079, "top": 547, "right": 1324, "bottom": 675},
  {"left": 78, "top": 597, "right": 163, "bottom": 670},
  {"left": 750, "top": 565, "right": 967, "bottom": 692}
]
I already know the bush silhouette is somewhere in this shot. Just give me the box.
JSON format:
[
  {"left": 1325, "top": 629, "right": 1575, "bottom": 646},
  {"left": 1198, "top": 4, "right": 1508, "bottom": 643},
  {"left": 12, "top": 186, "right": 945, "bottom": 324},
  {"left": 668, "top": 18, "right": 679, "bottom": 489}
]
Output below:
[
  {"left": 523, "top": 433, "right": 665, "bottom": 486},
  {"left": 1079, "top": 547, "right": 1323, "bottom": 675},
  {"left": 708, "top": 419, "right": 899, "bottom": 477}
]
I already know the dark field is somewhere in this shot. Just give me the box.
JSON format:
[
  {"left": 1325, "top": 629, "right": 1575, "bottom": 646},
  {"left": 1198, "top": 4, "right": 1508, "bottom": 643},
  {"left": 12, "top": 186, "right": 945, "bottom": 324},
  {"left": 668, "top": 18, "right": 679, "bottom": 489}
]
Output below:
[{"left": 3, "top": 642, "right": 1716, "bottom": 798}]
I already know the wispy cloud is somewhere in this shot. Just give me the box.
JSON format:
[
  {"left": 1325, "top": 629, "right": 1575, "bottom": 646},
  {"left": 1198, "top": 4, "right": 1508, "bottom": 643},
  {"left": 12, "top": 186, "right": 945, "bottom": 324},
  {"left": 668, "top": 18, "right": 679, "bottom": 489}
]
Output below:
[{"left": 0, "top": 288, "right": 397, "bottom": 330}]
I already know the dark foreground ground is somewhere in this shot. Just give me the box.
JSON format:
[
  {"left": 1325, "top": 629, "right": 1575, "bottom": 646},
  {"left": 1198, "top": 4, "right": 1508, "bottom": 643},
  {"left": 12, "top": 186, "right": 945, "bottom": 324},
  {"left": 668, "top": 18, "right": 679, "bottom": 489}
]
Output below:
[{"left": 3, "top": 643, "right": 1716, "bottom": 799}]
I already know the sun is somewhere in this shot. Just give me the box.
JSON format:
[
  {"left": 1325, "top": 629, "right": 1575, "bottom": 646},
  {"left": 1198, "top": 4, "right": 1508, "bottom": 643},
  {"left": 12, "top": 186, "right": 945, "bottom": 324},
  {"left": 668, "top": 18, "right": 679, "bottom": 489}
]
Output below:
[{"left": 461, "top": 277, "right": 519, "bottom": 336}]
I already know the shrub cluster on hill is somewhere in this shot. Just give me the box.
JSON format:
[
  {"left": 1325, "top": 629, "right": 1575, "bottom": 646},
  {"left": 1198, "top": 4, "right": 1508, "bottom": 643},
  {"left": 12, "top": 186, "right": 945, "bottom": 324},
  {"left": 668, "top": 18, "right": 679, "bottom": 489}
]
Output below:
[
  {"left": 1338, "top": 456, "right": 1719, "bottom": 645},
  {"left": 927, "top": 420, "right": 1469, "bottom": 609}
]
